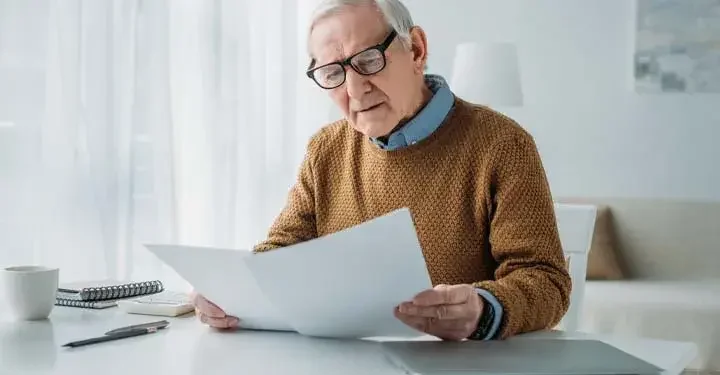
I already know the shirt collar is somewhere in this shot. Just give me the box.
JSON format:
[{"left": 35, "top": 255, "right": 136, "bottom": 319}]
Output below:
[{"left": 371, "top": 74, "right": 455, "bottom": 150}]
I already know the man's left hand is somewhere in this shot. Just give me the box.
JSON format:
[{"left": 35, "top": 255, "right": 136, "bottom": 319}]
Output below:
[{"left": 394, "top": 284, "right": 483, "bottom": 341}]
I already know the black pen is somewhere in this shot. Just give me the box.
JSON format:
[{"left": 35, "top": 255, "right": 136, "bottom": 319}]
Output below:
[
  {"left": 104, "top": 320, "right": 170, "bottom": 335},
  {"left": 62, "top": 327, "right": 161, "bottom": 348}
]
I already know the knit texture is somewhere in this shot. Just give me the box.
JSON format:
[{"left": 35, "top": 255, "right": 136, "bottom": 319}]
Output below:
[{"left": 254, "top": 97, "right": 571, "bottom": 339}]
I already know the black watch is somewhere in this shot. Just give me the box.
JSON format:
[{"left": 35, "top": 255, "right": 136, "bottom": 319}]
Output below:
[{"left": 467, "top": 295, "right": 496, "bottom": 340}]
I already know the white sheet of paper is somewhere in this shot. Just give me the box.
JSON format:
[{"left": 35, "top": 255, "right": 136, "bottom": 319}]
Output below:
[
  {"left": 145, "top": 244, "right": 292, "bottom": 332},
  {"left": 243, "top": 208, "right": 433, "bottom": 338}
]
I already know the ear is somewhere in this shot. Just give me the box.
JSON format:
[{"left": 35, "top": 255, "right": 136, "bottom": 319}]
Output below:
[{"left": 408, "top": 26, "right": 429, "bottom": 75}]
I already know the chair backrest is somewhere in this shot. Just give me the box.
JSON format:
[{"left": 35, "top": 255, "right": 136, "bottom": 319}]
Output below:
[{"left": 553, "top": 203, "right": 597, "bottom": 332}]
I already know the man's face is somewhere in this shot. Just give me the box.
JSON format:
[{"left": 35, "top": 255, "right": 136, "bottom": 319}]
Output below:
[{"left": 308, "top": 5, "right": 424, "bottom": 138}]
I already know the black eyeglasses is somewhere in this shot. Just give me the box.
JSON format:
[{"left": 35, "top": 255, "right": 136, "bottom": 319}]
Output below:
[{"left": 306, "top": 30, "right": 398, "bottom": 89}]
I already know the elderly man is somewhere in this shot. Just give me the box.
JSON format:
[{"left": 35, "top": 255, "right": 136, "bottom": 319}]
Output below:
[{"left": 193, "top": 0, "right": 571, "bottom": 341}]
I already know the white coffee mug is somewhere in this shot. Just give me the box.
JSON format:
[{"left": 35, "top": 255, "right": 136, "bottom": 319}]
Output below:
[{"left": 0, "top": 266, "right": 59, "bottom": 321}]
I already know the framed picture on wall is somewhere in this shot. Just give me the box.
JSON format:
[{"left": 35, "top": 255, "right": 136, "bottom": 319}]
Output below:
[{"left": 633, "top": 0, "right": 720, "bottom": 94}]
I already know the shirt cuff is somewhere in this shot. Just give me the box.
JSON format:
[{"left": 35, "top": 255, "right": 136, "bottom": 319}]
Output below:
[{"left": 475, "top": 288, "right": 503, "bottom": 340}]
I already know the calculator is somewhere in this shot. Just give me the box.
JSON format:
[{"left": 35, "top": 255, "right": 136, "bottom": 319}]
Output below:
[{"left": 117, "top": 290, "right": 195, "bottom": 317}]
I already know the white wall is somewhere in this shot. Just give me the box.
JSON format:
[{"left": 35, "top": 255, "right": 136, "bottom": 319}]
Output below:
[{"left": 404, "top": 0, "right": 720, "bottom": 202}]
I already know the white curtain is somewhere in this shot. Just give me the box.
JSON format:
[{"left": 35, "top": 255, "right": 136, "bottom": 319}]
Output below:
[{"left": 0, "top": 0, "right": 334, "bottom": 290}]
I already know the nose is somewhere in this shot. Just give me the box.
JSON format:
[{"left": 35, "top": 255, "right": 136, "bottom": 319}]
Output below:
[{"left": 345, "top": 68, "right": 371, "bottom": 100}]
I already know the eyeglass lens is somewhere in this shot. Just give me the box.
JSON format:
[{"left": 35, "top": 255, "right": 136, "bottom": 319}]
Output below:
[{"left": 312, "top": 48, "right": 385, "bottom": 88}]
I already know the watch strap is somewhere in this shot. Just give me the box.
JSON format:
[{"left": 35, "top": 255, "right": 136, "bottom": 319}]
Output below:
[{"left": 467, "top": 293, "right": 496, "bottom": 340}]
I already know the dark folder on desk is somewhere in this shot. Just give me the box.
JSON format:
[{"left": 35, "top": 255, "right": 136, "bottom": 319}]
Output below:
[{"left": 381, "top": 339, "right": 663, "bottom": 375}]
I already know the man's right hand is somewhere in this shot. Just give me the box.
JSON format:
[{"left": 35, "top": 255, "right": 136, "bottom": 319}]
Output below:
[{"left": 190, "top": 291, "right": 240, "bottom": 329}]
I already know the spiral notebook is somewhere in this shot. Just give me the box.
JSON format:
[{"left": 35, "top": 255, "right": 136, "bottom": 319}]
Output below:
[{"left": 56, "top": 280, "right": 164, "bottom": 309}]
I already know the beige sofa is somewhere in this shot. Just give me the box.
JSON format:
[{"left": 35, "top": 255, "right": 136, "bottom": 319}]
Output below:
[{"left": 557, "top": 198, "right": 720, "bottom": 374}]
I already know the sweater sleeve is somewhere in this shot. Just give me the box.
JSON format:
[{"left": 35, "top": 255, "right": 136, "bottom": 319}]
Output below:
[
  {"left": 473, "top": 131, "right": 571, "bottom": 339},
  {"left": 253, "top": 140, "right": 319, "bottom": 252}
]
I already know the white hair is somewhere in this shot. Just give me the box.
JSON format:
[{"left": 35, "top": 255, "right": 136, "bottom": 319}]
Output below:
[{"left": 308, "top": 0, "right": 415, "bottom": 54}]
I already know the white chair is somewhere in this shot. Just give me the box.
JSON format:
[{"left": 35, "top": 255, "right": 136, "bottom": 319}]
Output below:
[{"left": 553, "top": 203, "right": 597, "bottom": 332}]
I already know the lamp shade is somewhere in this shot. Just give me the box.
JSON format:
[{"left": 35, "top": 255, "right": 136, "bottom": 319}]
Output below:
[{"left": 450, "top": 42, "right": 523, "bottom": 107}]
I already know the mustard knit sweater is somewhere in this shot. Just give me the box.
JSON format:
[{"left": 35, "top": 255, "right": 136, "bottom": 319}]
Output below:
[{"left": 254, "top": 97, "right": 571, "bottom": 339}]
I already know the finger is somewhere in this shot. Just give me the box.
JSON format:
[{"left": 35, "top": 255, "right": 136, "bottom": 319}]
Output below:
[
  {"left": 395, "top": 308, "right": 473, "bottom": 340},
  {"left": 193, "top": 294, "right": 226, "bottom": 318},
  {"left": 394, "top": 307, "right": 432, "bottom": 333},
  {"left": 199, "top": 313, "right": 240, "bottom": 329},
  {"left": 431, "top": 318, "right": 477, "bottom": 333},
  {"left": 195, "top": 298, "right": 225, "bottom": 318},
  {"left": 413, "top": 284, "right": 475, "bottom": 306},
  {"left": 397, "top": 301, "right": 473, "bottom": 320}
]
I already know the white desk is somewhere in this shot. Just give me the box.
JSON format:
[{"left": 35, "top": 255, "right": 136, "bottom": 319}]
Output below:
[{"left": 0, "top": 306, "right": 698, "bottom": 375}]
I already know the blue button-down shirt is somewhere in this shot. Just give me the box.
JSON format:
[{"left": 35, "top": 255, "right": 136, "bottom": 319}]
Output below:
[
  {"left": 371, "top": 74, "right": 503, "bottom": 340},
  {"left": 371, "top": 75, "right": 456, "bottom": 150}
]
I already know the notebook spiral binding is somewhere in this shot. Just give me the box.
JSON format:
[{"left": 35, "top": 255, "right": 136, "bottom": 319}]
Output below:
[
  {"left": 82, "top": 280, "right": 164, "bottom": 301},
  {"left": 56, "top": 299, "right": 114, "bottom": 309}
]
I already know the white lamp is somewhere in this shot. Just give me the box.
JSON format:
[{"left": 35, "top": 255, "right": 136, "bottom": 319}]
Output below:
[{"left": 449, "top": 42, "right": 523, "bottom": 107}]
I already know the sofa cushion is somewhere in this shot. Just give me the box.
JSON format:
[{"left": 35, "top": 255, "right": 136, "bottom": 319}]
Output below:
[
  {"left": 586, "top": 205, "right": 626, "bottom": 280},
  {"left": 582, "top": 280, "right": 720, "bottom": 373}
]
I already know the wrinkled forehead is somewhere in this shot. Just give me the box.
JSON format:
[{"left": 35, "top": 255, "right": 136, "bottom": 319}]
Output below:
[{"left": 308, "top": 5, "right": 389, "bottom": 67}]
